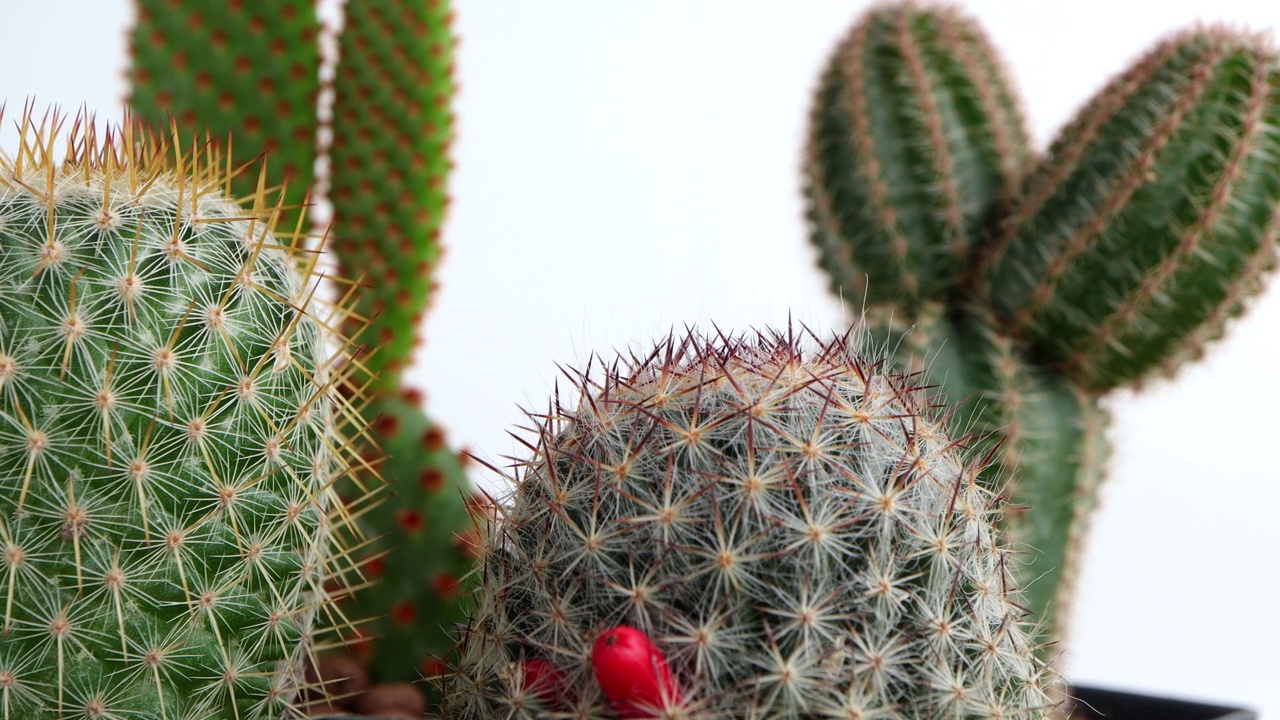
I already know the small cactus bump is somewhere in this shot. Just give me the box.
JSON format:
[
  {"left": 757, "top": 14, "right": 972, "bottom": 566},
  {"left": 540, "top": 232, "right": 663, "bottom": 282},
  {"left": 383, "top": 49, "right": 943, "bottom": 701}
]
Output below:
[{"left": 443, "top": 326, "right": 1057, "bottom": 719}]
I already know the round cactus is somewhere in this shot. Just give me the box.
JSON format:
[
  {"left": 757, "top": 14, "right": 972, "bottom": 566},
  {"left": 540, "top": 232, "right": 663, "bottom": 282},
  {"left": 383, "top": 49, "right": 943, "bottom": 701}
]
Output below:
[
  {"left": 443, "top": 327, "right": 1057, "bottom": 719},
  {"left": 0, "top": 111, "right": 362, "bottom": 719}
]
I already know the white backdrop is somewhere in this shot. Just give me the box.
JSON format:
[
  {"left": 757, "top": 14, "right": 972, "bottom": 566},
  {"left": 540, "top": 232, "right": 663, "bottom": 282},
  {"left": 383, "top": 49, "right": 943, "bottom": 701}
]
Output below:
[{"left": 0, "top": 0, "right": 1276, "bottom": 715}]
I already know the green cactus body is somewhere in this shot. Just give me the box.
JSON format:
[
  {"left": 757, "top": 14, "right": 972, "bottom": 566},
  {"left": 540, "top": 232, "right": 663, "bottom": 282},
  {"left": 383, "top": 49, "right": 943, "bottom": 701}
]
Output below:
[
  {"left": 444, "top": 328, "right": 1056, "bottom": 719},
  {"left": 329, "top": 0, "right": 455, "bottom": 390},
  {"left": 979, "top": 28, "right": 1280, "bottom": 392},
  {"left": 0, "top": 114, "right": 359, "bottom": 719},
  {"left": 804, "top": 2, "right": 1031, "bottom": 312},
  {"left": 863, "top": 305, "right": 1110, "bottom": 646},
  {"left": 343, "top": 391, "right": 478, "bottom": 692},
  {"left": 128, "top": 1, "right": 321, "bottom": 233}
]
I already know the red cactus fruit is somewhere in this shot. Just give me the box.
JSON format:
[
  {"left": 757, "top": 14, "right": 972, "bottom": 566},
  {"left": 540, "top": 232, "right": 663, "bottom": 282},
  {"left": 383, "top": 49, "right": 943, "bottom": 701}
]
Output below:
[
  {"left": 592, "top": 626, "right": 683, "bottom": 718},
  {"left": 518, "top": 658, "right": 570, "bottom": 710}
]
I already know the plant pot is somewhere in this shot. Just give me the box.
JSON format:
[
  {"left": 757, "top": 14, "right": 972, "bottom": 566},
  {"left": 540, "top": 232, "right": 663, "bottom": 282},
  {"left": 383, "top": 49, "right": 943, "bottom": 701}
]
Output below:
[{"left": 1071, "top": 686, "right": 1256, "bottom": 720}]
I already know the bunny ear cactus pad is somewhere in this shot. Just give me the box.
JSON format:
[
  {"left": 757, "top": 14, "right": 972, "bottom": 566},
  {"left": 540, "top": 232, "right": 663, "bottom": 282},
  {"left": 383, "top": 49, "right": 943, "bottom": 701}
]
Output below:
[
  {"left": 444, "top": 328, "right": 1057, "bottom": 719},
  {"left": 979, "top": 27, "right": 1280, "bottom": 392},
  {"left": 805, "top": 1, "right": 1032, "bottom": 312},
  {"left": 128, "top": 1, "right": 321, "bottom": 233},
  {"left": 0, "top": 111, "right": 364, "bottom": 719},
  {"left": 345, "top": 391, "right": 478, "bottom": 694},
  {"left": 329, "top": 0, "right": 456, "bottom": 391}
]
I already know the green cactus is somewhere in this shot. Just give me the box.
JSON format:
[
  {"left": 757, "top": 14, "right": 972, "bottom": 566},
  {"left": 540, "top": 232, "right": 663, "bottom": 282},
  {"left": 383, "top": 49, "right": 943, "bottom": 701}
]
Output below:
[
  {"left": 329, "top": 0, "right": 456, "bottom": 391},
  {"left": 860, "top": 304, "right": 1110, "bottom": 645},
  {"left": 804, "top": 1, "right": 1031, "bottom": 313},
  {"left": 129, "top": 0, "right": 321, "bottom": 234},
  {"left": 444, "top": 327, "right": 1058, "bottom": 719},
  {"left": 344, "top": 390, "right": 479, "bottom": 698},
  {"left": 977, "top": 27, "right": 1280, "bottom": 392},
  {"left": 127, "top": 0, "right": 475, "bottom": 689},
  {"left": 805, "top": 4, "right": 1280, "bottom": 653},
  {"left": 0, "top": 111, "right": 362, "bottom": 719}
]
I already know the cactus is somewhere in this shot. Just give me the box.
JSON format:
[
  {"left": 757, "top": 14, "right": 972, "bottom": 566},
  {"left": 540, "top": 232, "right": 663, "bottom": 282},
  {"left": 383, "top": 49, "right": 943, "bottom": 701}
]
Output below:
[
  {"left": 804, "top": 4, "right": 1280, "bottom": 653},
  {"left": 129, "top": 1, "right": 321, "bottom": 233},
  {"left": 444, "top": 327, "right": 1057, "bottom": 719},
  {"left": 329, "top": 0, "right": 456, "bottom": 391},
  {"left": 345, "top": 390, "right": 479, "bottom": 693},
  {"left": 128, "top": 0, "right": 476, "bottom": 689},
  {"left": 977, "top": 27, "right": 1280, "bottom": 392},
  {"left": 804, "top": 1, "right": 1031, "bottom": 313},
  {"left": 0, "top": 110, "right": 363, "bottom": 719}
]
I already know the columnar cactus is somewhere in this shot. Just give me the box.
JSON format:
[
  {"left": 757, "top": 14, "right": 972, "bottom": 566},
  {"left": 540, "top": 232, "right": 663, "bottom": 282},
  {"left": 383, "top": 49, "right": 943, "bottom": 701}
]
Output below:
[
  {"left": 0, "top": 110, "right": 362, "bottom": 719},
  {"left": 128, "top": 0, "right": 477, "bottom": 691},
  {"left": 444, "top": 328, "right": 1057, "bottom": 719},
  {"left": 804, "top": 2, "right": 1280, "bottom": 654},
  {"left": 805, "top": 0, "right": 1032, "bottom": 312},
  {"left": 977, "top": 27, "right": 1280, "bottom": 392}
]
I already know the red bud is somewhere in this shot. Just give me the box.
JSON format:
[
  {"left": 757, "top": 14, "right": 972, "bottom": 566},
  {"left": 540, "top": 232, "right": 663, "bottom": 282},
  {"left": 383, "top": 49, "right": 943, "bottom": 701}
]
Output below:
[
  {"left": 519, "top": 658, "right": 570, "bottom": 710},
  {"left": 592, "top": 626, "right": 682, "bottom": 718}
]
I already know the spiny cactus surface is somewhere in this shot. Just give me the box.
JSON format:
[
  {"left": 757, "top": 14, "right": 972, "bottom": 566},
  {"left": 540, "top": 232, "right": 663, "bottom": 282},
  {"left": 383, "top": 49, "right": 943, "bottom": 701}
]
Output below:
[
  {"left": 330, "top": 0, "right": 456, "bottom": 391},
  {"left": 805, "top": 1, "right": 1031, "bottom": 312},
  {"left": 0, "top": 111, "right": 361, "bottom": 720},
  {"left": 979, "top": 26, "right": 1280, "bottom": 391},
  {"left": 129, "top": 0, "right": 322, "bottom": 233},
  {"left": 444, "top": 327, "right": 1056, "bottom": 720}
]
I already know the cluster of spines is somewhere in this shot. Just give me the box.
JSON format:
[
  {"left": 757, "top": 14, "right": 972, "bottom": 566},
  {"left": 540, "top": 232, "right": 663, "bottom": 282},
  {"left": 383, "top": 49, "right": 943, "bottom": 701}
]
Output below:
[
  {"left": 0, "top": 109, "right": 367, "bottom": 720},
  {"left": 127, "top": 0, "right": 477, "bottom": 693},
  {"left": 444, "top": 327, "right": 1057, "bottom": 720},
  {"left": 805, "top": 2, "right": 1280, "bottom": 651},
  {"left": 977, "top": 27, "right": 1280, "bottom": 391}
]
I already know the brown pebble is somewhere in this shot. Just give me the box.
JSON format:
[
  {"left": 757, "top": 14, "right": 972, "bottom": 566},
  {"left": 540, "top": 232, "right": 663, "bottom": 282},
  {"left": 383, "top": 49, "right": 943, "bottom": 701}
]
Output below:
[
  {"left": 355, "top": 682, "right": 426, "bottom": 717},
  {"left": 307, "top": 653, "right": 370, "bottom": 705}
]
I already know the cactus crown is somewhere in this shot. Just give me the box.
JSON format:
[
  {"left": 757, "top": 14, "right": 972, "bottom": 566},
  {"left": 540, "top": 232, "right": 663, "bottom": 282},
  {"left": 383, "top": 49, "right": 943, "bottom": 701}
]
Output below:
[
  {"left": 0, "top": 108, "right": 365, "bottom": 719},
  {"left": 446, "top": 327, "right": 1056, "bottom": 719}
]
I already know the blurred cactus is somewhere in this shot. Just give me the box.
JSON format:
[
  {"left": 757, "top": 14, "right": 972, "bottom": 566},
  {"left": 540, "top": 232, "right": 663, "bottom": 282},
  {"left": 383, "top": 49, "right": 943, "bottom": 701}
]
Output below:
[
  {"left": 805, "top": 1, "right": 1031, "bottom": 312},
  {"left": 977, "top": 27, "right": 1280, "bottom": 392},
  {"left": 127, "top": 0, "right": 476, "bottom": 694},
  {"left": 443, "top": 327, "right": 1057, "bottom": 719},
  {"left": 0, "top": 109, "right": 364, "bottom": 720},
  {"left": 805, "top": 2, "right": 1280, "bottom": 653}
]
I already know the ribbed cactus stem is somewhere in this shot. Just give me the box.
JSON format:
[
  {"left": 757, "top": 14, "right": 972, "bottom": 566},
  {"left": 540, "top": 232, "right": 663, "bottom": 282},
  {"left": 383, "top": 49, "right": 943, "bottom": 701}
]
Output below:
[
  {"left": 329, "top": 0, "right": 456, "bottom": 391},
  {"left": 444, "top": 327, "right": 1057, "bottom": 719},
  {"left": 805, "top": 1, "right": 1031, "bottom": 312},
  {"left": 979, "top": 26, "right": 1280, "bottom": 391}
]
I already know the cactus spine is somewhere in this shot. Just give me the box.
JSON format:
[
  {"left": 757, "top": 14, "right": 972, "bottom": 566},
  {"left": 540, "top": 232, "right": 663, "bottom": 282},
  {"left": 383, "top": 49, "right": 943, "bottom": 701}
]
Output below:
[
  {"left": 805, "top": 2, "right": 1280, "bottom": 653},
  {"left": 128, "top": 0, "right": 478, "bottom": 694},
  {"left": 805, "top": 1, "right": 1031, "bottom": 312},
  {"left": 0, "top": 110, "right": 362, "bottom": 720},
  {"left": 444, "top": 328, "right": 1057, "bottom": 719}
]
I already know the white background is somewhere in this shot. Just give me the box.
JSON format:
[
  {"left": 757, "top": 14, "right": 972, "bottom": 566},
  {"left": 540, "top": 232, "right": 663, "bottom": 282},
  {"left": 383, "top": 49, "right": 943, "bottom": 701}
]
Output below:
[{"left": 1, "top": 0, "right": 1277, "bottom": 715}]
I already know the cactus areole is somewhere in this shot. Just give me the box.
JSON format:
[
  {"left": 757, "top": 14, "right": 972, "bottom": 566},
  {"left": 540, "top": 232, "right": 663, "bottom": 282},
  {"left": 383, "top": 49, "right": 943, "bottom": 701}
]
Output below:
[
  {"left": 444, "top": 327, "right": 1056, "bottom": 719},
  {"left": 0, "top": 110, "right": 363, "bottom": 719}
]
